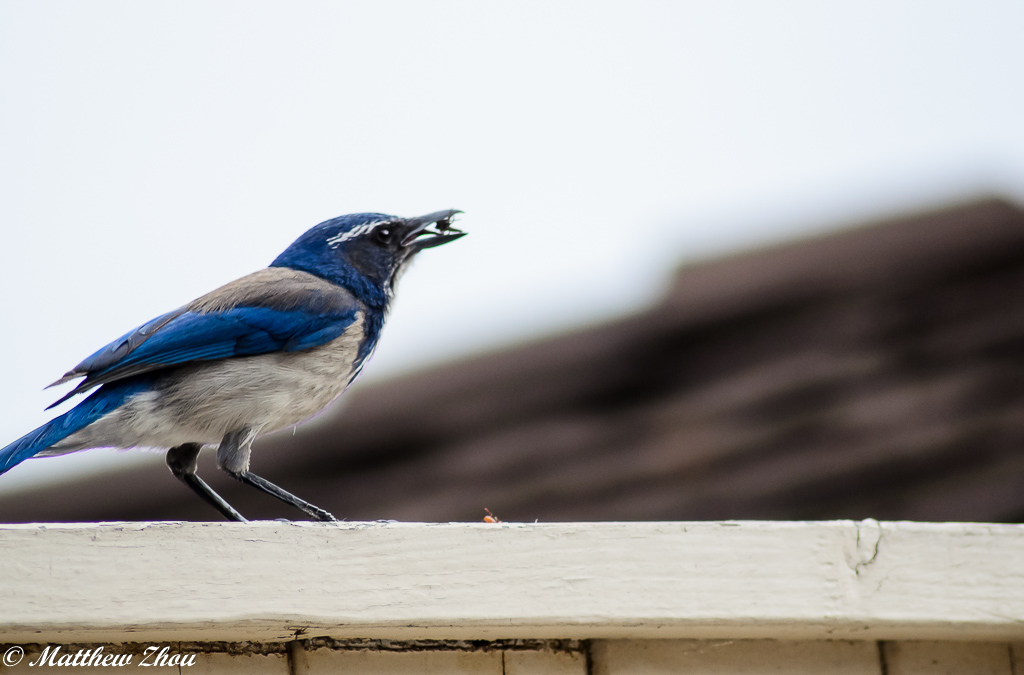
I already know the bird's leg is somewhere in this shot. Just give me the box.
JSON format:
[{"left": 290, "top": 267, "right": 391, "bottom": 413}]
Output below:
[
  {"left": 166, "top": 443, "right": 248, "bottom": 522},
  {"left": 216, "top": 428, "right": 338, "bottom": 523}
]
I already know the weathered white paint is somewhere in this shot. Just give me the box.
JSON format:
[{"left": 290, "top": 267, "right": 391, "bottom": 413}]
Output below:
[
  {"left": 590, "top": 639, "right": 882, "bottom": 675},
  {"left": 881, "top": 641, "right": 1013, "bottom": 675},
  {"left": 504, "top": 650, "right": 587, "bottom": 675},
  {"left": 1, "top": 520, "right": 1023, "bottom": 643},
  {"left": 292, "top": 648, "right": 502, "bottom": 675},
  {"left": 290, "top": 647, "right": 586, "bottom": 675}
]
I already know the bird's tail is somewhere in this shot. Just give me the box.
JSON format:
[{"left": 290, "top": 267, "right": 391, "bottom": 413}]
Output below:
[{"left": 0, "top": 380, "right": 148, "bottom": 475}]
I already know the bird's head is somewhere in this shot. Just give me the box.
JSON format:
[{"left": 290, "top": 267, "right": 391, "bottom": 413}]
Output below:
[{"left": 271, "top": 209, "right": 466, "bottom": 308}]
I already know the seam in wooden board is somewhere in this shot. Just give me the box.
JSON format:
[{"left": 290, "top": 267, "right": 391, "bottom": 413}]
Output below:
[
  {"left": 0, "top": 638, "right": 587, "bottom": 656},
  {"left": 286, "top": 640, "right": 301, "bottom": 675},
  {"left": 297, "top": 638, "right": 587, "bottom": 653},
  {"left": 583, "top": 639, "right": 595, "bottom": 675},
  {"left": 0, "top": 642, "right": 289, "bottom": 657},
  {"left": 876, "top": 643, "right": 892, "bottom": 671}
]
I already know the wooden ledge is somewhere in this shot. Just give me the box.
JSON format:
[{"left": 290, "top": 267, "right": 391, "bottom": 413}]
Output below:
[{"left": 1, "top": 520, "right": 1022, "bottom": 643}]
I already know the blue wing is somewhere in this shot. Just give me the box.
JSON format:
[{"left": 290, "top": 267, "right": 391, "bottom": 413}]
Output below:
[{"left": 48, "top": 269, "right": 361, "bottom": 408}]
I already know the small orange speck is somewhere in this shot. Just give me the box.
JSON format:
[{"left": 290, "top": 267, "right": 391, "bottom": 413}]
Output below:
[{"left": 483, "top": 508, "right": 502, "bottom": 523}]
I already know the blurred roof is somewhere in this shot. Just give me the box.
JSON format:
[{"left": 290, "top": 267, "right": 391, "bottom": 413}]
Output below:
[{"left": 4, "top": 197, "right": 1024, "bottom": 524}]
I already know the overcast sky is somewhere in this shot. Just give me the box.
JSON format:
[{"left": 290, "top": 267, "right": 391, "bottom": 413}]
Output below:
[{"left": 3, "top": 1, "right": 1024, "bottom": 490}]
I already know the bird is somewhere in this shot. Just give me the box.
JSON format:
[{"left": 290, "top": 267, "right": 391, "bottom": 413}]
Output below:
[{"left": 0, "top": 209, "right": 466, "bottom": 522}]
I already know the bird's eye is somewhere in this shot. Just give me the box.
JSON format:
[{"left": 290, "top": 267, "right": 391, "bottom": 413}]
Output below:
[{"left": 375, "top": 227, "right": 392, "bottom": 245}]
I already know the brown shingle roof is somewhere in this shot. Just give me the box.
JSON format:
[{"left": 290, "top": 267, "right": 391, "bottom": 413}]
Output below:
[{"left": 4, "top": 197, "right": 1024, "bottom": 523}]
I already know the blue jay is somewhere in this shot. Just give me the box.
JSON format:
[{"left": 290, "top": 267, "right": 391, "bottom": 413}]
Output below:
[{"left": 0, "top": 210, "right": 466, "bottom": 522}]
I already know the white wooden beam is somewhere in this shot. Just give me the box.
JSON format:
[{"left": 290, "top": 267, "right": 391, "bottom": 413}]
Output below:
[{"left": 1, "top": 520, "right": 1023, "bottom": 643}]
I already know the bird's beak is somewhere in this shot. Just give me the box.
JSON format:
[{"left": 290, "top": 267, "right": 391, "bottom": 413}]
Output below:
[{"left": 400, "top": 209, "right": 467, "bottom": 251}]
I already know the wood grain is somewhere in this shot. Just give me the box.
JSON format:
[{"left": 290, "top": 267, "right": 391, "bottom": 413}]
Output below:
[{"left": 0, "top": 520, "right": 1023, "bottom": 643}]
